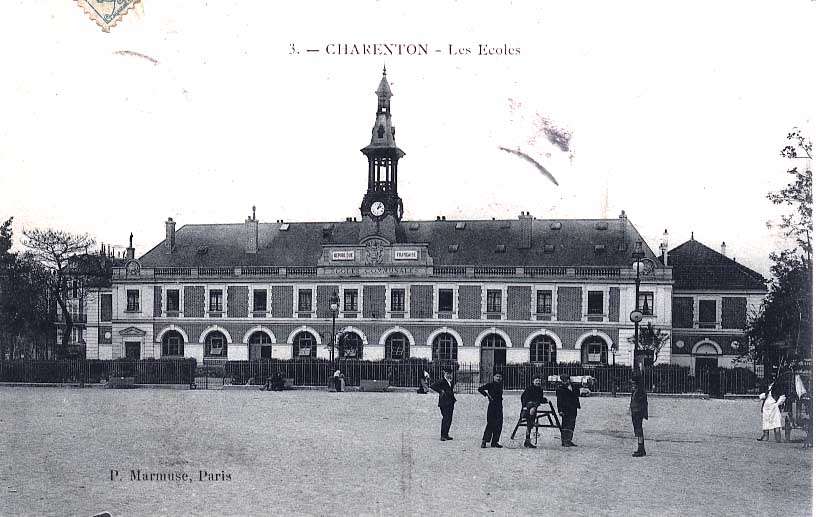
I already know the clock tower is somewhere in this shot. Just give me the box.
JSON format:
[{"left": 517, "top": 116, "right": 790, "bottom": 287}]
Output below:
[{"left": 359, "top": 67, "right": 405, "bottom": 240}]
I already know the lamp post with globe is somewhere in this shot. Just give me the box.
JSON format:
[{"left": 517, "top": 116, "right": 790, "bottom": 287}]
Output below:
[
  {"left": 329, "top": 291, "right": 340, "bottom": 363},
  {"left": 630, "top": 241, "right": 646, "bottom": 371}
]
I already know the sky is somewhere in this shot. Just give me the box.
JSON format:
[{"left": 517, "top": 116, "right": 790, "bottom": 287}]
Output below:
[{"left": 1, "top": 0, "right": 814, "bottom": 276}]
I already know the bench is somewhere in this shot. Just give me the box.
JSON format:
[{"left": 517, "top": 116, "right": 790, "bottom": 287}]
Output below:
[
  {"left": 359, "top": 379, "right": 390, "bottom": 392},
  {"left": 283, "top": 378, "right": 295, "bottom": 389}
]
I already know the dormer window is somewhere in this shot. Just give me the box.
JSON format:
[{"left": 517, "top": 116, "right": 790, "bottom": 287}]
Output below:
[{"left": 377, "top": 125, "right": 385, "bottom": 138}]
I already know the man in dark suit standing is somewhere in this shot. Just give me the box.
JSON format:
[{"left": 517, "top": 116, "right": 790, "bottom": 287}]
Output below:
[
  {"left": 556, "top": 374, "right": 581, "bottom": 447},
  {"left": 430, "top": 368, "right": 457, "bottom": 441},
  {"left": 478, "top": 372, "right": 504, "bottom": 448},
  {"left": 630, "top": 374, "right": 649, "bottom": 457}
]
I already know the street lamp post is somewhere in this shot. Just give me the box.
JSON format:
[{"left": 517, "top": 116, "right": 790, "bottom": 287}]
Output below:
[
  {"left": 329, "top": 292, "right": 340, "bottom": 363},
  {"left": 630, "top": 241, "right": 646, "bottom": 371}
]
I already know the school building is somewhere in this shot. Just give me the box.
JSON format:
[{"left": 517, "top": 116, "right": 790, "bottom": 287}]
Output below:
[{"left": 76, "top": 70, "right": 763, "bottom": 378}]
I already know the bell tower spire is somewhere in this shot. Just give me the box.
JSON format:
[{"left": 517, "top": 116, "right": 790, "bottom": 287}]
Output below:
[{"left": 360, "top": 66, "right": 405, "bottom": 224}]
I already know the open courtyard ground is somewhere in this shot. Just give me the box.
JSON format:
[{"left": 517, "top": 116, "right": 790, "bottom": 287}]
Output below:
[{"left": 0, "top": 388, "right": 811, "bottom": 517}]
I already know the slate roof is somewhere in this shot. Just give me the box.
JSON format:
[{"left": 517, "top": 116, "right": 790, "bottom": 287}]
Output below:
[
  {"left": 138, "top": 217, "right": 660, "bottom": 268},
  {"left": 668, "top": 239, "right": 766, "bottom": 291}
]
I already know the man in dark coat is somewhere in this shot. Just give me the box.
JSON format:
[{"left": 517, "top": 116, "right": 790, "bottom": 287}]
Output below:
[
  {"left": 556, "top": 374, "right": 581, "bottom": 447},
  {"left": 430, "top": 368, "right": 457, "bottom": 441},
  {"left": 630, "top": 374, "right": 649, "bottom": 457},
  {"left": 520, "top": 375, "right": 546, "bottom": 448},
  {"left": 478, "top": 372, "right": 504, "bottom": 448}
]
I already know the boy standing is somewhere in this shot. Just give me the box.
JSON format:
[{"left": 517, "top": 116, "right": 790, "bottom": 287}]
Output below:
[
  {"left": 556, "top": 374, "right": 581, "bottom": 447},
  {"left": 478, "top": 372, "right": 504, "bottom": 448},
  {"left": 520, "top": 375, "right": 546, "bottom": 448},
  {"left": 630, "top": 374, "right": 649, "bottom": 457}
]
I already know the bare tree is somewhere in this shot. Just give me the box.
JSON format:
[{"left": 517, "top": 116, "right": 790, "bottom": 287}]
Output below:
[{"left": 22, "top": 228, "right": 95, "bottom": 358}]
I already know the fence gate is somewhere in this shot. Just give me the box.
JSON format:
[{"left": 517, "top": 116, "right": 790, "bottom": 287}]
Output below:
[{"left": 194, "top": 366, "right": 225, "bottom": 390}]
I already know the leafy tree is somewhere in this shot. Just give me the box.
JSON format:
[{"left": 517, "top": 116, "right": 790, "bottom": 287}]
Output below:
[
  {"left": 22, "top": 228, "right": 95, "bottom": 358},
  {"left": 748, "top": 129, "right": 812, "bottom": 375},
  {"left": 0, "top": 217, "right": 12, "bottom": 257},
  {"left": 627, "top": 322, "right": 670, "bottom": 367},
  {"left": 0, "top": 218, "right": 54, "bottom": 359}
]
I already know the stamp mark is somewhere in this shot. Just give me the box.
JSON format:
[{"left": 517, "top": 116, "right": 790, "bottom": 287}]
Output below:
[{"left": 76, "top": 0, "right": 140, "bottom": 33}]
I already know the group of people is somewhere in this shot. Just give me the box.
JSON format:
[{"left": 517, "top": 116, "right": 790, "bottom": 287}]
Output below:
[
  {"left": 259, "top": 371, "right": 286, "bottom": 391},
  {"left": 757, "top": 377, "right": 812, "bottom": 448},
  {"left": 429, "top": 367, "right": 650, "bottom": 457}
]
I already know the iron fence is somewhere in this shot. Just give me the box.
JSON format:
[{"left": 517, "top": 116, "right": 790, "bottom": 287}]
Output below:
[
  {"left": 224, "top": 360, "right": 762, "bottom": 396},
  {"left": 0, "top": 359, "right": 195, "bottom": 385},
  {"left": 0, "top": 358, "right": 767, "bottom": 395}
]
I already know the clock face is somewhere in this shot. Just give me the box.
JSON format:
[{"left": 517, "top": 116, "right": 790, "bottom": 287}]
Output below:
[{"left": 370, "top": 201, "right": 385, "bottom": 217}]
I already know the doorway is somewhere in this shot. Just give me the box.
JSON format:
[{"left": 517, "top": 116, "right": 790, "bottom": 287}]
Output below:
[
  {"left": 480, "top": 333, "right": 507, "bottom": 383},
  {"left": 124, "top": 342, "right": 141, "bottom": 360}
]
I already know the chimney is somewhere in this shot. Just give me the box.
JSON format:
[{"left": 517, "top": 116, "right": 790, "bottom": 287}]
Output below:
[
  {"left": 245, "top": 206, "right": 258, "bottom": 254},
  {"left": 165, "top": 217, "right": 176, "bottom": 254},
  {"left": 720, "top": 241, "right": 727, "bottom": 256},
  {"left": 125, "top": 232, "right": 135, "bottom": 260},
  {"left": 518, "top": 211, "right": 532, "bottom": 249},
  {"left": 659, "top": 229, "right": 668, "bottom": 266},
  {"left": 619, "top": 210, "right": 628, "bottom": 250}
]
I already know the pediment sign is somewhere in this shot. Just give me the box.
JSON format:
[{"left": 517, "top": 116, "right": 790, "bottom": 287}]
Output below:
[
  {"left": 119, "top": 326, "right": 147, "bottom": 337},
  {"left": 319, "top": 242, "right": 433, "bottom": 278}
]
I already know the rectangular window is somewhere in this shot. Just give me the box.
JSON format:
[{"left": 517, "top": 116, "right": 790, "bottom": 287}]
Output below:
[
  {"left": 587, "top": 343, "right": 602, "bottom": 363},
  {"left": 343, "top": 289, "right": 358, "bottom": 312},
  {"left": 100, "top": 294, "right": 113, "bottom": 322},
  {"left": 253, "top": 290, "right": 267, "bottom": 312},
  {"left": 638, "top": 292, "right": 654, "bottom": 316},
  {"left": 486, "top": 289, "right": 502, "bottom": 313},
  {"left": 587, "top": 291, "right": 604, "bottom": 315},
  {"left": 162, "top": 336, "right": 183, "bottom": 357},
  {"left": 166, "top": 290, "right": 180, "bottom": 313},
  {"left": 391, "top": 289, "right": 405, "bottom": 312},
  {"left": 126, "top": 290, "right": 140, "bottom": 312},
  {"left": 438, "top": 289, "right": 454, "bottom": 312},
  {"left": 699, "top": 300, "right": 717, "bottom": 327},
  {"left": 70, "top": 326, "right": 84, "bottom": 343},
  {"left": 298, "top": 289, "right": 313, "bottom": 312},
  {"left": 209, "top": 290, "right": 223, "bottom": 312},
  {"left": 536, "top": 291, "right": 553, "bottom": 314}
]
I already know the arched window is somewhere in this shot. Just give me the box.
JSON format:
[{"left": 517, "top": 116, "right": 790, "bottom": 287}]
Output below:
[
  {"left": 385, "top": 333, "right": 410, "bottom": 360},
  {"left": 204, "top": 331, "right": 228, "bottom": 357},
  {"left": 249, "top": 331, "right": 272, "bottom": 359},
  {"left": 161, "top": 330, "right": 184, "bottom": 357},
  {"left": 480, "top": 333, "right": 506, "bottom": 348},
  {"left": 581, "top": 337, "right": 607, "bottom": 365},
  {"left": 530, "top": 335, "right": 557, "bottom": 364},
  {"left": 432, "top": 332, "right": 458, "bottom": 362},
  {"left": 292, "top": 331, "right": 317, "bottom": 358},
  {"left": 248, "top": 331, "right": 272, "bottom": 345},
  {"left": 340, "top": 332, "right": 363, "bottom": 359}
]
